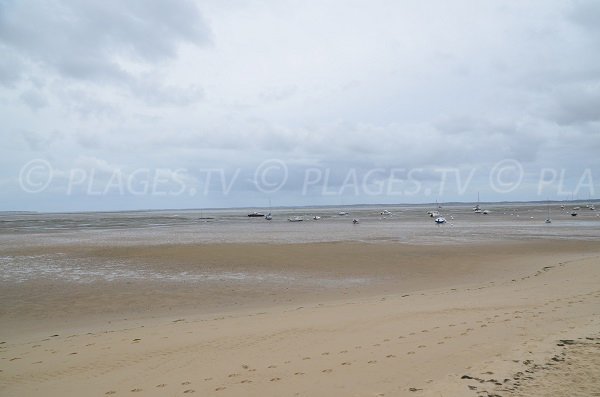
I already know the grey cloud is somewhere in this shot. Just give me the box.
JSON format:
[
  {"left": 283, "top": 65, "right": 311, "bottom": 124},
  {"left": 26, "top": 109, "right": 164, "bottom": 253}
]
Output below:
[
  {"left": 0, "top": 0, "right": 210, "bottom": 84},
  {"left": 20, "top": 129, "right": 63, "bottom": 150},
  {"left": 19, "top": 88, "right": 48, "bottom": 110},
  {"left": 569, "top": 0, "right": 600, "bottom": 32},
  {"left": 259, "top": 85, "right": 298, "bottom": 103},
  {"left": 551, "top": 84, "right": 600, "bottom": 125},
  {"left": 130, "top": 78, "right": 204, "bottom": 107},
  {"left": 0, "top": 47, "right": 24, "bottom": 87}
]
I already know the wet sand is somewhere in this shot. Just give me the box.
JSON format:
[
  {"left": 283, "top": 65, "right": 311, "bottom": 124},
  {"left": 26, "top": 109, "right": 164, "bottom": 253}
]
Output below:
[{"left": 1, "top": 239, "right": 600, "bottom": 396}]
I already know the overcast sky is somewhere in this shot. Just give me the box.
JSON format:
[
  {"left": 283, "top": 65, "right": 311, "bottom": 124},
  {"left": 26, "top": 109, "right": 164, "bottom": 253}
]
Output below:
[{"left": 1, "top": 0, "right": 599, "bottom": 211}]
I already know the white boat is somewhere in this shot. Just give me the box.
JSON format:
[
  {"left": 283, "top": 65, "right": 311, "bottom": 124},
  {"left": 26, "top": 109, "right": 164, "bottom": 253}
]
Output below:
[
  {"left": 288, "top": 216, "right": 304, "bottom": 222},
  {"left": 482, "top": 210, "right": 489, "bottom": 215},
  {"left": 352, "top": 218, "right": 359, "bottom": 224},
  {"left": 313, "top": 216, "right": 321, "bottom": 220},
  {"left": 434, "top": 216, "right": 446, "bottom": 224},
  {"left": 473, "top": 192, "right": 481, "bottom": 212},
  {"left": 380, "top": 210, "right": 392, "bottom": 216},
  {"left": 265, "top": 199, "right": 272, "bottom": 220},
  {"left": 338, "top": 211, "right": 349, "bottom": 216},
  {"left": 545, "top": 202, "right": 551, "bottom": 224}
]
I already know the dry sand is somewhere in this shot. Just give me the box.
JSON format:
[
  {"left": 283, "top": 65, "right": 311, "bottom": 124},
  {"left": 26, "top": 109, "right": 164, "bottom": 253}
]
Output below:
[{"left": 1, "top": 240, "right": 600, "bottom": 396}]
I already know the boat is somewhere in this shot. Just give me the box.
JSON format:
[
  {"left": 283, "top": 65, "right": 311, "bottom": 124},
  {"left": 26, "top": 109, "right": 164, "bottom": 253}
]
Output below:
[
  {"left": 265, "top": 199, "right": 272, "bottom": 220},
  {"left": 248, "top": 212, "right": 264, "bottom": 217},
  {"left": 434, "top": 216, "right": 446, "bottom": 224},
  {"left": 571, "top": 211, "right": 578, "bottom": 217},
  {"left": 473, "top": 192, "right": 482, "bottom": 212},
  {"left": 545, "top": 202, "right": 551, "bottom": 224},
  {"left": 338, "top": 211, "right": 349, "bottom": 216},
  {"left": 288, "top": 216, "right": 304, "bottom": 222},
  {"left": 198, "top": 209, "right": 214, "bottom": 220},
  {"left": 313, "top": 216, "right": 321, "bottom": 220},
  {"left": 380, "top": 210, "right": 392, "bottom": 216},
  {"left": 352, "top": 218, "right": 359, "bottom": 224},
  {"left": 482, "top": 210, "right": 490, "bottom": 215}
]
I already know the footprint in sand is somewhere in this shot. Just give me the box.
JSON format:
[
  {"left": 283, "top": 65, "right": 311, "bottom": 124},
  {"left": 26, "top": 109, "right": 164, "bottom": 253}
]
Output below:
[
  {"left": 183, "top": 390, "right": 195, "bottom": 394},
  {"left": 130, "top": 389, "right": 142, "bottom": 393},
  {"left": 156, "top": 384, "right": 167, "bottom": 388},
  {"left": 240, "top": 379, "right": 252, "bottom": 384},
  {"left": 373, "top": 343, "right": 381, "bottom": 347},
  {"left": 181, "top": 381, "right": 191, "bottom": 385},
  {"left": 386, "top": 354, "right": 396, "bottom": 358},
  {"left": 322, "top": 369, "right": 333, "bottom": 373},
  {"left": 368, "top": 360, "right": 377, "bottom": 364},
  {"left": 215, "top": 387, "right": 226, "bottom": 391},
  {"left": 105, "top": 392, "right": 116, "bottom": 395},
  {"left": 268, "top": 365, "right": 277, "bottom": 368},
  {"left": 409, "top": 332, "right": 416, "bottom": 335},
  {"left": 294, "top": 372, "right": 305, "bottom": 376},
  {"left": 383, "top": 339, "right": 390, "bottom": 342},
  {"left": 421, "top": 330, "right": 428, "bottom": 333},
  {"left": 418, "top": 345, "right": 426, "bottom": 348},
  {"left": 228, "top": 373, "right": 240, "bottom": 378},
  {"left": 437, "top": 341, "right": 445, "bottom": 345},
  {"left": 407, "top": 351, "right": 415, "bottom": 355},
  {"left": 270, "top": 377, "right": 281, "bottom": 382},
  {"left": 339, "top": 350, "right": 348, "bottom": 354},
  {"left": 322, "top": 352, "right": 330, "bottom": 355},
  {"left": 341, "top": 362, "right": 351, "bottom": 365},
  {"left": 302, "top": 357, "right": 311, "bottom": 360}
]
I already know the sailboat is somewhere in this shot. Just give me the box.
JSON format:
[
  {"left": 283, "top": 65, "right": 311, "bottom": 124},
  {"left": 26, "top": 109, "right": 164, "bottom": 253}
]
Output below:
[
  {"left": 473, "top": 192, "right": 482, "bottom": 214},
  {"left": 545, "top": 202, "right": 551, "bottom": 224},
  {"left": 265, "top": 199, "right": 272, "bottom": 220},
  {"left": 434, "top": 200, "right": 447, "bottom": 224}
]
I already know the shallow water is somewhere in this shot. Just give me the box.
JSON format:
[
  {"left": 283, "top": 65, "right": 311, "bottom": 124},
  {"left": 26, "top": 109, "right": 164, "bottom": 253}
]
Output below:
[
  {"left": 1, "top": 204, "right": 599, "bottom": 247},
  {"left": 1, "top": 204, "right": 599, "bottom": 286}
]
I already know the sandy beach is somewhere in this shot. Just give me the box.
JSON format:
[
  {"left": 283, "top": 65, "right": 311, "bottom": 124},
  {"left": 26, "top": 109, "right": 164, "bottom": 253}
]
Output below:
[{"left": 1, "top": 234, "right": 600, "bottom": 396}]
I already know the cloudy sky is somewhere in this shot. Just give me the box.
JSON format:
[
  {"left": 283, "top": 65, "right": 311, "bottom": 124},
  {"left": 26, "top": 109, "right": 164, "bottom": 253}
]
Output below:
[{"left": 1, "top": 0, "right": 599, "bottom": 211}]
